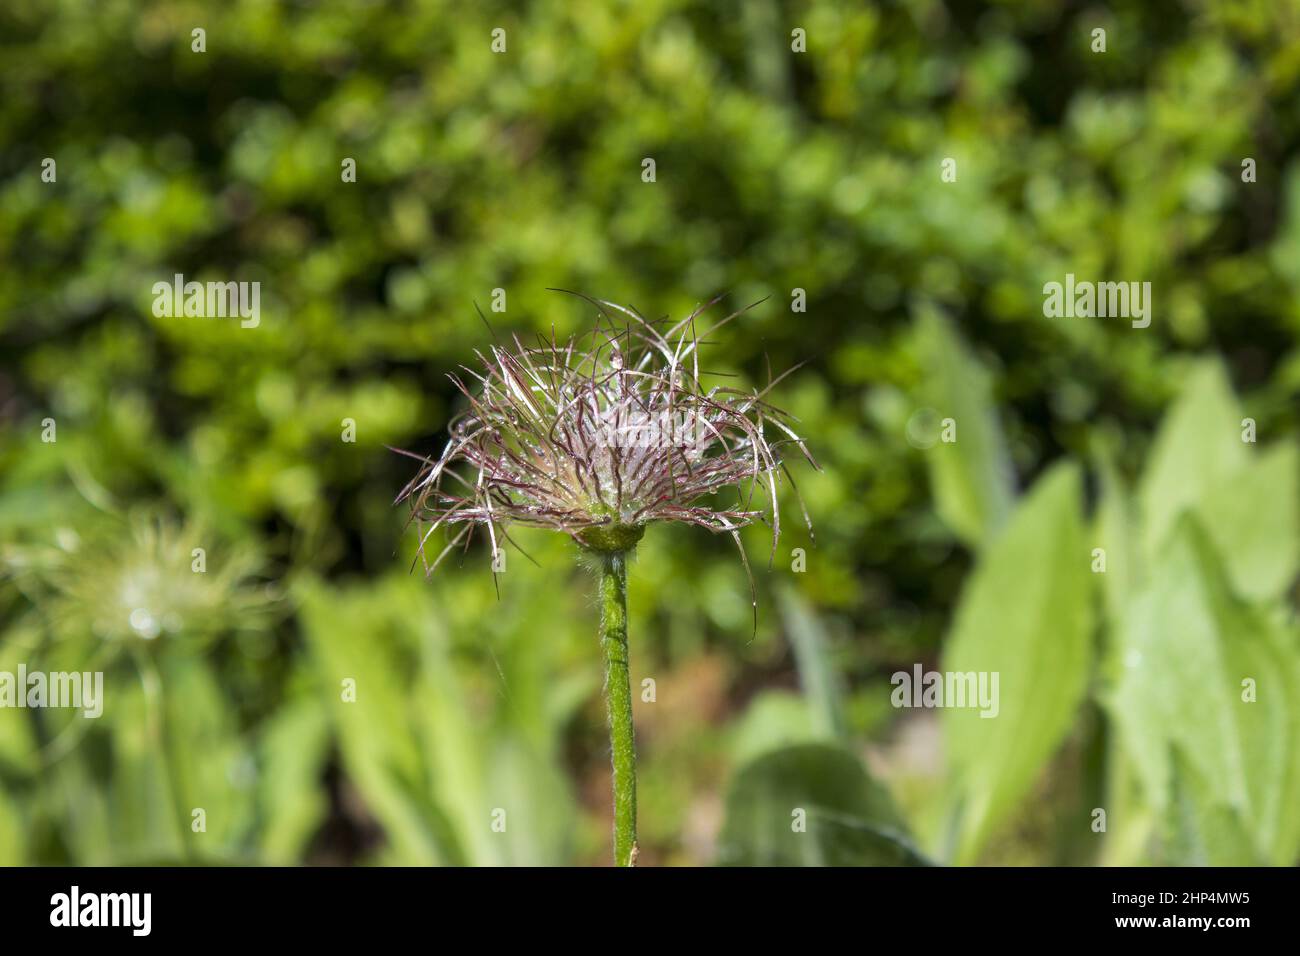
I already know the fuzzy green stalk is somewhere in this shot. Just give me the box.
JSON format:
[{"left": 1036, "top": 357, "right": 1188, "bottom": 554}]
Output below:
[{"left": 596, "top": 549, "right": 637, "bottom": 866}]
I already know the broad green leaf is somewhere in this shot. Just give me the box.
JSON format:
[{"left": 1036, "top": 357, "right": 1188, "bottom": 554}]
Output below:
[
  {"left": 481, "top": 738, "right": 574, "bottom": 866},
  {"left": 108, "top": 675, "right": 191, "bottom": 862},
  {"left": 779, "top": 586, "right": 844, "bottom": 738},
  {"left": 1137, "top": 360, "right": 1246, "bottom": 559},
  {"left": 1226, "top": 614, "right": 1300, "bottom": 863},
  {"left": 257, "top": 696, "right": 331, "bottom": 864},
  {"left": 1106, "top": 523, "right": 1243, "bottom": 811},
  {"left": 730, "top": 690, "right": 824, "bottom": 766},
  {"left": 416, "top": 565, "right": 579, "bottom": 866},
  {"left": 162, "top": 656, "right": 258, "bottom": 855},
  {"left": 297, "top": 575, "right": 455, "bottom": 865},
  {"left": 1194, "top": 441, "right": 1299, "bottom": 603},
  {"left": 1163, "top": 753, "right": 1263, "bottom": 866},
  {"left": 942, "top": 462, "right": 1092, "bottom": 863},
  {"left": 299, "top": 572, "right": 578, "bottom": 866},
  {"left": 1136, "top": 359, "right": 1297, "bottom": 604},
  {"left": 411, "top": 604, "right": 574, "bottom": 867},
  {"left": 914, "top": 305, "right": 1015, "bottom": 548},
  {"left": 718, "top": 743, "right": 930, "bottom": 866},
  {"left": 1104, "top": 519, "right": 1300, "bottom": 865}
]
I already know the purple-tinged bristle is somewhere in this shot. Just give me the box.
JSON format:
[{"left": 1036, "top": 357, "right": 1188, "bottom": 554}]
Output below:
[{"left": 395, "top": 293, "right": 818, "bottom": 609}]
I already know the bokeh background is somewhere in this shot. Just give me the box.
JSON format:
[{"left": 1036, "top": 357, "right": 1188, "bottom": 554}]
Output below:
[{"left": 3, "top": 0, "right": 1300, "bottom": 866}]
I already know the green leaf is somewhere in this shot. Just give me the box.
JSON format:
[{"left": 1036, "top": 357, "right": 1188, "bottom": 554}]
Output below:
[
  {"left": 257, "top": 696, "right": 331, "bottom": 864},
  {"left": 730, "top": 690, "right": 825, "bottom": 767},
  {"left": 718, "top": 743, "right": 930, "bottom": 866},
  {"left": 1094, "top": 445, "right": 1138, "bottom": 630},
  {"left": 1163, "top": 752, "right": 1262, "bottom": 866},
  {"left": 107, "top": 676, "right": 190, "bottom": 862},
  {"left": 297, "top": 575, "right": 457, "bottom": 865},
  {"left": 161, "top": 657, "right": 258, "bottom": 854},
  {"left": 1104, "top": 518, "right": 1300, "bottom": 865},
  {"left": 1137, "top": 360, "right": 1247, "bottom": 559},
  {"left": 941, "top": 462, "right": 1093, "bottom": 863},
  {"left": 1136, "top": 359, "right": 1297, "bottom": 604},
  {"left": 779, "top": 586, "right": 844, "bottom": 738},
  {"left": 297, "top": 572, "right": 579, "bottom": 866},
  {"left": 914, "top": 305, "right": 1015, "bottom": 548},
  {"left": 411, "top": 613, "right": 575, "bottom": 867},
  {"left": 1194, "top": 442, "right": 1299, "bottom": 603}
]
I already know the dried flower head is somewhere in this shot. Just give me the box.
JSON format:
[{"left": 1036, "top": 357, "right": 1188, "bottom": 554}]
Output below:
[
  {"left": 5, "top": 510, "right": 275, "bottom": 648},
  {"left": 395, "top": 293, "right": 818, "bottom": 601}
]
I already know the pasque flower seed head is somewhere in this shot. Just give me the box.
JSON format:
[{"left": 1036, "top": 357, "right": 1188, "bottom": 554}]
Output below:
[{"left": 396, "top": 293, "right": 818, "bottom": 593}]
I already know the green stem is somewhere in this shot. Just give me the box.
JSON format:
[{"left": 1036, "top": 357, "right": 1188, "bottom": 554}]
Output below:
[
  {"left": 597, "top": 551, "right": 637, "bottom": 866},
  {"left": 135, "top": 648, "right": 193, "bottom": 861}
]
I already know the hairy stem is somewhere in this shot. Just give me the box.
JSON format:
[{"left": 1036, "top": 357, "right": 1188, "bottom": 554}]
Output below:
[{"left": 597, "top": 550, "right": 637, "bottom": 866}]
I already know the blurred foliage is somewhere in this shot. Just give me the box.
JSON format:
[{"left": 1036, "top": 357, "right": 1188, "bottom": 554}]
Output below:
[{"left": 2, "top": 0, "right": 1300, "bottom": 865}]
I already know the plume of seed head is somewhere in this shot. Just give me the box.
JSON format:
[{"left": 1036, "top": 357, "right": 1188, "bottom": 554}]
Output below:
[{"left": 394, "top": 293, "right": 818, "bottom": 597}]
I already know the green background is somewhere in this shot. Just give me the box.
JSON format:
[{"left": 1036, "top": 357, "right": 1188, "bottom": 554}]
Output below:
[{"left": 2, "top": 0, "right": 1299, "bottom": 865}]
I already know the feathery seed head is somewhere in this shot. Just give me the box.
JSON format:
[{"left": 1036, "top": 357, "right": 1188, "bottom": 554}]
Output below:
[{"left": 396, "top": 293, "right": 818, "bottom": 580}]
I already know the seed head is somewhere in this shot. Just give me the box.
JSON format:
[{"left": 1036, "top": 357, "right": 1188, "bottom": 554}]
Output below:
[
  {"left": 6, "top": 511, "right": 275, "bottom": 647},
  {"left": 395, "top": 293, "right": 818, "bottom": 602}
]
